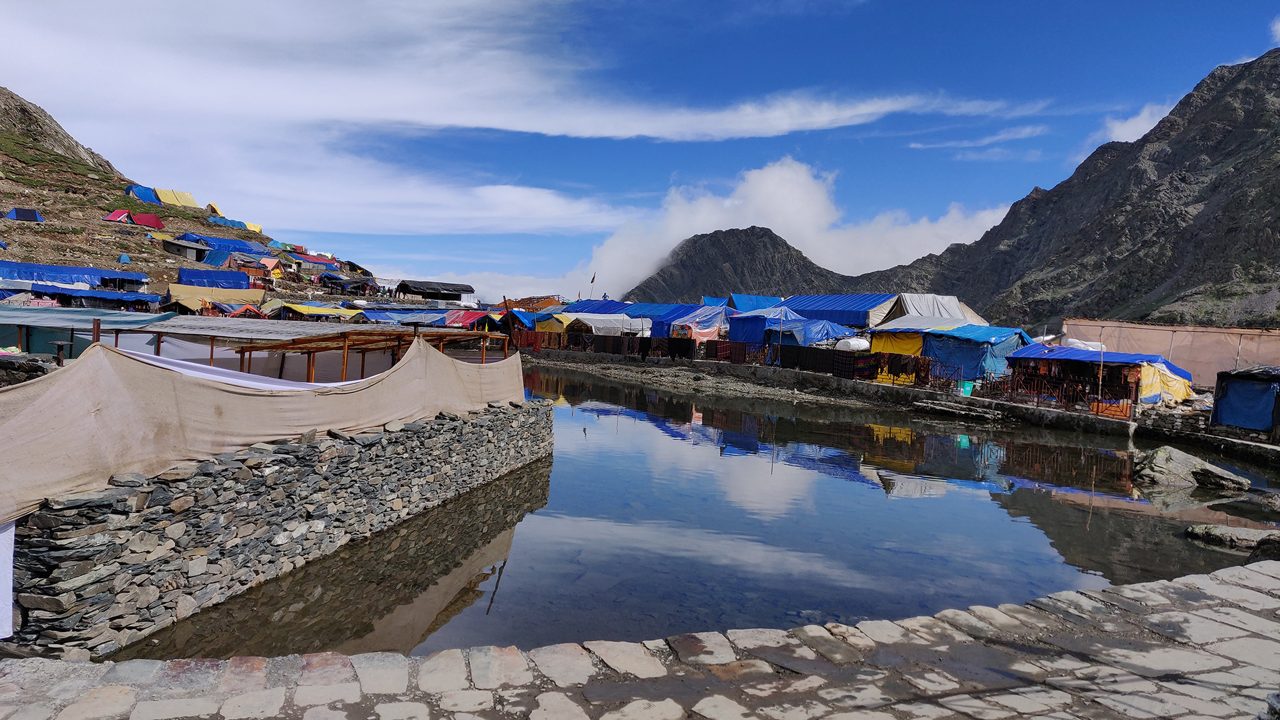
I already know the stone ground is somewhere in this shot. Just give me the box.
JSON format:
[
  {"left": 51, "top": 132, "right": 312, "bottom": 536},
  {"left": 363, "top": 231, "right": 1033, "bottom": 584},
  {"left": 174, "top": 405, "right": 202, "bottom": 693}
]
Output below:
[{"left": 2, "top": 562, "right": 1280, "bottom": 720}]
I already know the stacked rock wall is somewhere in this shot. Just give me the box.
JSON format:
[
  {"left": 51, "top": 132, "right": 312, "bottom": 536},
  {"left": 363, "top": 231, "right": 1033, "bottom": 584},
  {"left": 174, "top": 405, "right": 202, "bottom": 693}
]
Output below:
[
  {"left": 0, "top": 354, "right": 55, "bottom": 387},
  {"left": 11, "top": 399, "right": 554, "bottom": 658}
]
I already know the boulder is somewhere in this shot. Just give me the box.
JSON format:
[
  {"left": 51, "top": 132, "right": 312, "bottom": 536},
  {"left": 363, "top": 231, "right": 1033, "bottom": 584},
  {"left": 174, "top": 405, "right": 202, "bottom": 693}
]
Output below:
[
  {"left": 1133, "top": 446, "right": 1251, "bottom": 492},
  {"left": 1185, "top": 523, "right": 1279, "bottom": 550},
  {"left": 1248, "top": 536, "right": 1280, "bottom": 563}
]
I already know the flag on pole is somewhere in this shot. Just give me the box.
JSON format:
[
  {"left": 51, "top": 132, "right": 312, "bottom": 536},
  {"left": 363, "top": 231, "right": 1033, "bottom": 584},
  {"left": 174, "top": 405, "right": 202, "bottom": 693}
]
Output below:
[{"left": 590, "top": 272, "right": 596, "bottom": 283}]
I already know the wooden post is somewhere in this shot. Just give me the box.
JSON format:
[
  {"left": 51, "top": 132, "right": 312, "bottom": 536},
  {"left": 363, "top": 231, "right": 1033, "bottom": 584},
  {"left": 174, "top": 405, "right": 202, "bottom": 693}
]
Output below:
[
  {"left": 113, "top": 329, "right": 121, "bottom": 348},
  {"left": 238, "top": 349, "right": 246, "bottom": 373},
  {"left": 247, "top": 350, "right": 254, "bottom": 374},
  {"left": 15, "top": 325, "right": 23, "bottom": 353},
  {"left": 481, "top": 337, "right": 487, "bottom": 364},
  {"left": 91, "top": 318, "right": 101, "bottom": 345},
  {"left": 278, "top": 352, "right": 287, "bottom": 379},
  {"left": 306, "top": 352, "right": 315, "bottom": 383},
  {"left": 340, "top": 335, "right": 350, "bottom": 381},
  {"left": 208, "top": 336, "right": 216, "bottom": 366},
  {"left": 154, "top": 333, "right": 164, "bottom": 356},
  {"left": 359, "top": 350, "right": 367, "bottom": 379},
  {"left": 503, "top": 335, "right": 509, "bottom": 358}
]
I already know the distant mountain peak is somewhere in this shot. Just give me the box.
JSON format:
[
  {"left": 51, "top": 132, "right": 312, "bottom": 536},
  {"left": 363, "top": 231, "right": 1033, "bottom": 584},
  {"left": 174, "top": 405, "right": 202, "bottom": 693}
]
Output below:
[{"left": 0, "top": 86, "right": 120, "bottom": 176}]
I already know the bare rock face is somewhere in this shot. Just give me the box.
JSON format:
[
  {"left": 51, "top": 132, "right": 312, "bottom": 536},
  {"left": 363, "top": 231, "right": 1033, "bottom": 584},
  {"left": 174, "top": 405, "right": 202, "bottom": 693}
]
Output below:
[
  {"left": 1134, "top": 446, "right": 1252, "bottom": 492},
  {"left": 0, "top": 85, "right": 120, "bottom": 176},
  {"left": 1185, "top": 523, "right": 1278, "bottom": 550},
  {"left": 1248, "top": 535, "right": 1280, "bottom": 562},
  {"left": 624, "top": 226, "right": 858, "bottom": 303},
  {"left": 845, "top": 49, "right": 1280, "bottom": 328}
]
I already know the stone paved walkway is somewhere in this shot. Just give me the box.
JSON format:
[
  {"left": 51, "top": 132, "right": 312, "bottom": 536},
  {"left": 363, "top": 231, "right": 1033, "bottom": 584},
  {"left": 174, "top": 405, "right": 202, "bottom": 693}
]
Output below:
[{"left": 2, "top": 562, "right": 1279, "bottom": 719}]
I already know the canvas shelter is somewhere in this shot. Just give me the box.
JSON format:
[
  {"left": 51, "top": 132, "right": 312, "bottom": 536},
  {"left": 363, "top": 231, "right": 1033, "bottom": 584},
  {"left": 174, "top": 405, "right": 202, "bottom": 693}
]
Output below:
[
  {"left": 1211, "top": 366, "right": 1280, "bottom": 440},
  {"left": 702, "top": 296, "right": 728, "bottom": 307},
  {"left": 0, "top": 306, "right": 172, "bottom": 357},
  {"left": 879, "top": 294, "right": 987, "bottom": 326},
  {"left": 535, "top": 313, "right": 571, "bottom": 332},
  {"left": 124, "top": 185, "right": 161, "bottom": 205},
  {"left": 102, "top": 210, "right": 130, "bottom": 223},
  {"left": 443, "top": 309, "right": 492, "bottom": 329},
  {"left": 206, "top": 202, "right": 224, "bottom": 216},
  {"left": 0, "top": 340, "right": 524, "bottom": 523},
  {"left": 29, "top": 285, "right": 160, "bottom": 309},
  {"left": 778, "top": 294, "right": 897, "bottom": 327},
  {"left": 395, "top": 279, "right": 475, "bottom": 302},
  {"left": 1007, "top": 343, "right": 1193, "bottom": 404},
  {"left": 623, "top": 303, "right": 702, "bottom": 337},
  {"left": 178, "top": 233, "right": 271, "bottom": 257},
  {"left": 177, "top": 268, "right": 251, "bottom": 290},
  {"left": 278, "top": 303, "right": 362, "bottom": 322},
  {"left": 244, "top": 223, "right": 263, "bottom": 234},
  {"left": 563, "top": 313, "right": 651, "bottom": 336},
  {"left": 921, "top": 325, "right": 1032, "bottom": 380},
  {"left": 357, "top": 310, "right": 447, "bottom": 326},
  {"left": 166, "top": 283, "right": 266, "bottom": 313},
  {"left": 131, "top": 213, "right": 164, "bottom": 230},
  {"left": 208, "top": 216, "right": 248, "bottom": 230},
  {"left": 729, "top": 293, "right": 781, "bottom": 312},
  {"left": 3, "top": 208, "right": 44, "bottom": 223},
  {"left": 0, "top": 260, "right": 147, "bottom": 290},
  {"left": 155, "top": 189, "right": 201, "bottom": 209},
  {"left": 727, "top": 306, "right": 808, "bottom": 344}
]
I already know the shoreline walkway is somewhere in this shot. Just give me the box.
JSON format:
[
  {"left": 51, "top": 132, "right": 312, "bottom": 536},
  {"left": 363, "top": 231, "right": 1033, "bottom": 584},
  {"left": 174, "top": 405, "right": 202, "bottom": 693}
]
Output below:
[{"left": 2, "top": 562, "right": 1278, "bottom": 719}]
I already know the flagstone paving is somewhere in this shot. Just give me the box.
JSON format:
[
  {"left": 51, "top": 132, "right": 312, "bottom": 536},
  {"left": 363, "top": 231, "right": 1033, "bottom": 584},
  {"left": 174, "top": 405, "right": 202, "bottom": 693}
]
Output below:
[{"left": 3, "top": 561, "right": 1279, "bottom": 719}]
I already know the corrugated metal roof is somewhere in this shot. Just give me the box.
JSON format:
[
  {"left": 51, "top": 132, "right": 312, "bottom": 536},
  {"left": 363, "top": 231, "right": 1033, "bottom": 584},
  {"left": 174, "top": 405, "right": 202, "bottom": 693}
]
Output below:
[{"left": 778, "top": 293, "right": 896, "bottom": 326}]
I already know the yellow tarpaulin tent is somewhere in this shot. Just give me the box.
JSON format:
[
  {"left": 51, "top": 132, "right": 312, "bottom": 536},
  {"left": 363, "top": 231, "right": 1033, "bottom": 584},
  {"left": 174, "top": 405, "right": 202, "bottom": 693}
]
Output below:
[
  {"left": 536, "top": 313, "right": 571, "bottom": 332},
  {"left": 1139, "top": 364, "right": 1194, "bottom": 404},
  {"left": 166, "top": 284, "right": 266, "bottom": 312},
  {"left": 174, "top": 191, "right": 201, "bottom": 209},
  {"left": 282, "top": 303, "right": 362, "bottom": 319},
  {"left": 206, "top": 202, "right": 224, "bottom": 217},
  {"left": 245, "top": 222, "right": 264, "bottom": 234},
  {"left": 155, "top": 188, "right": 181, "bottom": 205}
]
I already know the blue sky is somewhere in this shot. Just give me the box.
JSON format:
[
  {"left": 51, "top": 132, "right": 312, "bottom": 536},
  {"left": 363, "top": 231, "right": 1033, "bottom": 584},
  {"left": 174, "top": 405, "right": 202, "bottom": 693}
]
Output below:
[{"left": 4, "top": 2, "right": 1278, "bottom": 300}]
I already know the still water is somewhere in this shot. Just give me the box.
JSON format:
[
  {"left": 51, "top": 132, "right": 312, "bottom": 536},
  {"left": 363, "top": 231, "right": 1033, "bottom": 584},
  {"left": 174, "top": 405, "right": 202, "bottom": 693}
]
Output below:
[{"left": 119, "top": 367, "right": 1274, "bottom": 659}]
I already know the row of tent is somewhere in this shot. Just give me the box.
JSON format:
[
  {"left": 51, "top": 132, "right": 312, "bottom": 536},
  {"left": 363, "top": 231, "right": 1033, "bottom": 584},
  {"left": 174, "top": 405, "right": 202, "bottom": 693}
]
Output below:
[{"left": 125, "top": 185, "right": 265, "bottom": 234}]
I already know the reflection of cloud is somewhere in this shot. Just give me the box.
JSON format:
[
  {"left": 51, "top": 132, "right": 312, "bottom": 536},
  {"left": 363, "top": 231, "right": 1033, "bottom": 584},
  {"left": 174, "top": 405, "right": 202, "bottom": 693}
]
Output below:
[{"left": 520, "top": 514, "right": 874, "bottom": 588}]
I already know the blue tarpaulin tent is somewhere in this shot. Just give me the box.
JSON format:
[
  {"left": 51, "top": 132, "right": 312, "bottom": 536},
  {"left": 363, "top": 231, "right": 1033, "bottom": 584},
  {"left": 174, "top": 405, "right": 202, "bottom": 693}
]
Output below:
[
  {"left": 207, "top": 216, "right": 249, "bottom": 230},
  {"left": 624, "top": 303, "right": 703, "bottom": 338},
  {"left": 201, "top": 250, "right": 232, "bottom": 268},
  {"left": 729, "top": 293, "right": 782, "bottom": 312},
  {"left": 1007, "top": 343, "right": 1193, "bottom": 382},
  {"left": 176, "top": 233, "right": 271, "bottom": 257},
  {"left": 176, "top": 268, "right": 251, "bottom": 289},
  {"left": 762, "top": 318, "right": 856, "bottom": 346},
  {"left": 921, "top": 325, "right": 1033, "bottom": 380},
  {"left": 778, "top": 293, "right": 897, "bottom": 327},
  {"left": 506, "top": 309, "right": 537, "bottom": 329},
  {"left": 124, "top": 185, "right": 162, "bottom": 205},
  {"left": 1211, "top": 366, "right": 1280, "bottom": 434},
  {"left": 727, "top": 306, "right": 807, "bottom": 343},
  {"left": 0, "top": 260, "right": 147, "bottom": 286},
  {"left": 563, "top": 299, "right": 630, "bottom": 314},
  {"left": 358, "top": 310, "right": 447, "bottom": 325},
  {"left": 3, "top": 208, "right": 45, "bottom": 223},
  {"left": 702, "top": 296, "right": 728, "bottom": 307}
]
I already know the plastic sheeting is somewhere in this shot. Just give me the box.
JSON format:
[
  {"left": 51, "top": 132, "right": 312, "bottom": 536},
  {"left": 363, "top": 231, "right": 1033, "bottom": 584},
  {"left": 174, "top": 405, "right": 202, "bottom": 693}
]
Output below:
[
  {"left": 778, "top": 294, "right": 896, "bottom": 327},
  {"left": 207, "top": 216, "right": 249, "bottom": 230},
  {"left": 0, "top": 260, "right": 148, "bottom": 286},
  {"left": 923, "top": 332, "right": 1026, "bottom": 381},
  {"left": 0, "top": 340, "right": 524, "bottom": 523},
  {"left": 124, "top": 185, "right": 161, "bottom": 205},
  {"left": 729, "top": 294, "right": 781, "bottom": 312},
  {"left": 1211, "top": 376, "right": 1279, "bottom": 431},
  {"left": 702, "top": 296, "right": 728, "bottom": 307},
  {"left": 1008, "top": 343, "right": 1193, "bottom": 382},
  {"left": 177, "top": 233, "right": 271, "bottom": 257},
  {"left": 871, "top": 332, "right": 923, "bottom": 356},
  {"left": 0, "top": 306, "right": 171, "bottom": 330},
  {"left": 562, "top": 299, "right": 630, "bottom": 314},
  {"left": 726, "top": 306, "right": 807, "bottom": 343},
  {"left": 166, "top": 284, "right": 266, "bottom": 311},
  {"left": 177, "top": 269, "right": 251, "bottom": 289},
  {"left": 880, "top": 294, "right": 987, "bottom": 326},
  {"left": 669, "top": 305, "right": 735, "bottom": 343},
  {"left": 29, "top": 285, "right": 160, "bottom": 304},
  {"left": 763, "top": 319, "right": 856, "bottom": 346},
  {"left": 563, "top": 313, "right": 651, "bottom": 336}
]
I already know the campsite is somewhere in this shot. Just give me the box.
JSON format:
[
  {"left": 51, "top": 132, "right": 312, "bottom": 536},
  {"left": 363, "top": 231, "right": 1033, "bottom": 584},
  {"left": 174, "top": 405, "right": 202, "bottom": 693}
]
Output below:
[{"left": 1, "top": 6, "right": 1280, "bottom": 719}]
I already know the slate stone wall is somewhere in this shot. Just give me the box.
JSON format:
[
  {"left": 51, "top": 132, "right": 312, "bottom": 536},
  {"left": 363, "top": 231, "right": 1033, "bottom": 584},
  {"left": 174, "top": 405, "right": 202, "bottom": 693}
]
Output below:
[
  {"left": 0, "top": 354, "right": 55, "bottom": 387},
  {"left": 10, "top": 399, "right": 554, "bottom": 658}
]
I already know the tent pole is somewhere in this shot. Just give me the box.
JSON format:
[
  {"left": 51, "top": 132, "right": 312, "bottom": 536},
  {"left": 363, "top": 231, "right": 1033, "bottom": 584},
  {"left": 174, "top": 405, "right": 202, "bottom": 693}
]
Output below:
[
  {"left": 154, "top": 333, "right": 164, "bottom": 357},
  {"left": 113, "top": 330, "right": 120, "bottom": 347},
  {"left": 278, "top": 352, "right": 287, "bottom": 379},
  {"left": 208, "top": 337, "right": 215, "bottom": 366},
  {"left": 91, "top": 319, "right": 101, "bottom": 345},
  {"left": 359, "top": 350, "right": 367, "bottom": 379},
  {"left": 503, "top": 336, "right": 509, "bottom": 358},
  {"left": 306, "top": 352, "right": 315, "bottom": 383},
  {"left": 247, "top": 350, "right": 253, "bottom": 374},
  {"left": 238, "top": 349, "right": 245, "bottom": 373},
  {"left": 481, "top": 337, "right": 487, "bottom": 364},
  {"left": 340, "top": 335, "right": 350, "bottom": 381},
  {"left": 16, "top": 325, "right": 23, "bottom": 353}
]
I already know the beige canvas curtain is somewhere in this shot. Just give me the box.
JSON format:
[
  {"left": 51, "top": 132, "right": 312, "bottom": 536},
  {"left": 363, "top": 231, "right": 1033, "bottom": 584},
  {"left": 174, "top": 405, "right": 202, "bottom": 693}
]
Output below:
[{"left": 0, "top": 340, "right": 525, "bottom": 523}]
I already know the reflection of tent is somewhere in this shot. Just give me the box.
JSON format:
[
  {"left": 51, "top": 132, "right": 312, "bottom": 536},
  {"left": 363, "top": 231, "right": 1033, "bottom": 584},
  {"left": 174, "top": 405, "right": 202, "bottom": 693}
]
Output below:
[
  {"left": 727, "top": 306, "right": 807, "bottom": 343},
  {"left": 124, "top": 184, "right": 161, "bottom": 205},
  {"left": 1211, "top": 366, "right": 1280, "bottom": 439},
  {"left": 3, "top": 208, "right": 44, "bottom": 223},
  {"left": 778, "top": 293, "right": 897, "bottom": 327}
]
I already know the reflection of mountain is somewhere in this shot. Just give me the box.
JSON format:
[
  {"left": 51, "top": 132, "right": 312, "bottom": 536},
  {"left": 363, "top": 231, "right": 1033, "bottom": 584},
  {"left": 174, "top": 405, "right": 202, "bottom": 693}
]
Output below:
[
  {"left": 112, "top": 460, "right": 551, "bottom": 660},
  {"left": 994, "top": 488, "right": 1248, "bottom": 586}
]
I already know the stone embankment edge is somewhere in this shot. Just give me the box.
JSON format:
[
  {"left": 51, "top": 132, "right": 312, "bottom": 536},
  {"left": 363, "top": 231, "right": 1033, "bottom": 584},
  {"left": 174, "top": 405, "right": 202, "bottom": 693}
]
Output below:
[
  {"left": 0, "top": 561, "right": 1277, "bottom": 718},
  {"left": 11, "top": 399, "right": 555, "bottom": 659}
]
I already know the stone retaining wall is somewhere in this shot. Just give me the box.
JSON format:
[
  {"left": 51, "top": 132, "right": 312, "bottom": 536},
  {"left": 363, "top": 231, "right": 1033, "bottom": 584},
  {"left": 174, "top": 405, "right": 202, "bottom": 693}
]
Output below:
[{"left": 11, "top": 399, "right": 554, "bottom": 659}]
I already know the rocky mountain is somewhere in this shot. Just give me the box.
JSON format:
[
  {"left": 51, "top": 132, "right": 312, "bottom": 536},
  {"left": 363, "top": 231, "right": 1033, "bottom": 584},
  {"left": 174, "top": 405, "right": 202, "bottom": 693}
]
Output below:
[
  {"left": 624, "top": 226, "right": 858, "bottom": 302},
  {"left": 846, "top": 50, "right": 1280, "bottom": 327},
  {"left": 0, "top": 87, "right": 119, "bottom": 176},
  {"left": 627, "top": 51, "right": 1280, "bottom": 327}
]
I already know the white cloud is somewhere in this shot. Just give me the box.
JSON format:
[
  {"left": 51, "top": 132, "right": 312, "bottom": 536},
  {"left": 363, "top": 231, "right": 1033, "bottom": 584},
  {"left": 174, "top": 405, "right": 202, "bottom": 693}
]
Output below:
[
  {"left": 0, "top": 1, "right": 1036, "bottom": 240},
  {"left": 908, "top": 125, "right": 1047, "bottom": 149},
  {"left": 953, "top": 148, "right": 1043, "bottom": 162},
  {"left": 1073, "top": 102, "right": 1172, "bottom": 164},
  {"left": 432, "top": 157, "right": 1007, "bottom": 301},
  {"left": 1271, "top": 15, "right": 1280, "bottom": 43}
]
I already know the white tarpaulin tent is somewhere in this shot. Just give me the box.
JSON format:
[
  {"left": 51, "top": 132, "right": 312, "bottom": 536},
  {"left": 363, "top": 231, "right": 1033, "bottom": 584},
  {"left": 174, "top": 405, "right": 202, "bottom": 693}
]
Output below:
[
  {"left": 563, "top": 313, "right": 651, "bottom": 336},
  {"left": 0, "top": 340, "right": 524, "bottom": 523}
]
